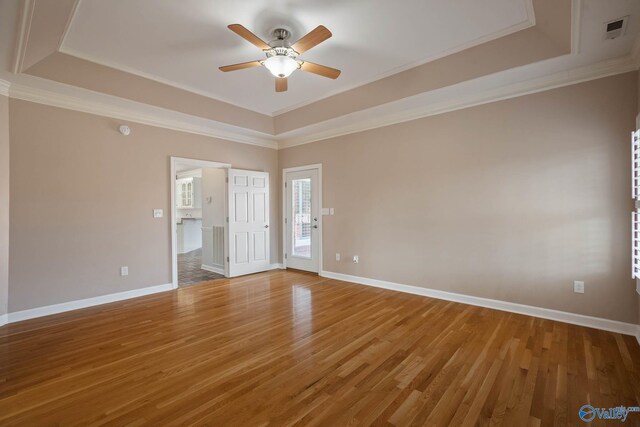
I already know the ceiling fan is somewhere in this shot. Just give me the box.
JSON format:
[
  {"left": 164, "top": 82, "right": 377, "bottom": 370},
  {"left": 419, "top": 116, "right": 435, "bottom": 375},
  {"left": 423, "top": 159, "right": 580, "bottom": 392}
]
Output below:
[{"left": 219, "top": 24, "right": 341, "bottom": 93}]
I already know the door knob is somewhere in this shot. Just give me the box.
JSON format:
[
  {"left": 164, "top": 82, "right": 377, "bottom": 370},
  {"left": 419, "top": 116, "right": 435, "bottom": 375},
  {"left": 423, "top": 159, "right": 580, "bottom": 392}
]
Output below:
[
  {"left": 313, "top": 225, "right": 318, "bottom": 229},
  {"left": 265, "top": 225, "right": 269, "bottom": 228}
]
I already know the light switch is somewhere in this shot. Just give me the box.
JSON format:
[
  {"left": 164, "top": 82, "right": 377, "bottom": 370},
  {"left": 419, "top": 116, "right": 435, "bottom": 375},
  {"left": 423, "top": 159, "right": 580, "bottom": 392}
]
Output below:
[
  {"left": 153, "top": 209, "right": 163, "bottom": 218},
  {"left": 321, "top": 208, "right": 330, "bottom": 215},
  {"left": 330, "top": 208, "right": 335, "bottom": 215}
]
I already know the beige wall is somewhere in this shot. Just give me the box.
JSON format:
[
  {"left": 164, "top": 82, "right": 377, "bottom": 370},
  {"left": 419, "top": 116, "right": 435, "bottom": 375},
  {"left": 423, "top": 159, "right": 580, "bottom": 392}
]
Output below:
[
  {"left": 201, "top": 168, "right": 226, "bottom": 228},
  {"left": 279, "top": 72, "right": 639, "bottom": 324},
  {"left": 0, "top": 95, "right": 9, "bottom": 317},
  {"left": 8, "top": 99, "right": 279, "bottom": 312}
]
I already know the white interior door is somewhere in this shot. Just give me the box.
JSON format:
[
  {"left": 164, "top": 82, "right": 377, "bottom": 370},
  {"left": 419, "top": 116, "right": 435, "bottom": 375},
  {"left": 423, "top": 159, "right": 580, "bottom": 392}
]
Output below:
[
  {"left": 227, "top": 169, "right": 270, "bottom": 277},
  {"left": 285, "top": 168, "right": 320, "bottom": 273}
]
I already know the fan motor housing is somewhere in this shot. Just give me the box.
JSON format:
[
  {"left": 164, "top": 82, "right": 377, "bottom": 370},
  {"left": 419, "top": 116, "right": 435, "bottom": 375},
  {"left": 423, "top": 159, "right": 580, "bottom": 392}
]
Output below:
[{"left": 268, "top": 28, "right": 294, "bottom": 49}]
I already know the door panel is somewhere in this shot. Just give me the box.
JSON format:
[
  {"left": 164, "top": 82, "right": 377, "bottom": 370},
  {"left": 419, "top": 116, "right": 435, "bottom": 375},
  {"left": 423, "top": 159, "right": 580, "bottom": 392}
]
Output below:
[
  {"left": 285, "top": 169, "right": 320, "bottom": 272},
  {"left": 253, "top": 193, "right": 266, "bottom": 222},
  {"left": 234, "top": 192, "right": 248, "bottom": 222},
  {"left": 235, "top": 232, "right": 249, "bottom": 264},
  {"left": 253, "top": 231, "right": 267, "bottom": 261},
  {"left": 227, "top": 169, "right": 270, "bottom": 277}
]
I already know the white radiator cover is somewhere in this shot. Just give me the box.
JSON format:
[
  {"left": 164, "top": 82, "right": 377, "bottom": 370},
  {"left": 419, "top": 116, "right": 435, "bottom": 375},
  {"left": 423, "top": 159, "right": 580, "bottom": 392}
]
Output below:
[{"left": 202, "top": 226, "right": 225, "bottom": 271}]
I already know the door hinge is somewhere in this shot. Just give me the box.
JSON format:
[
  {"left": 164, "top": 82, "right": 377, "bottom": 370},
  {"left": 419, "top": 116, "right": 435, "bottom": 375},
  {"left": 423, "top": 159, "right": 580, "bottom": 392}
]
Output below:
[
  {"left": 285, "top": 253, "right": 287, "bottom": 259},
  {"left": 285, "top": 182, "right": 287, "bottom": 188},
  {"left": 226, "top": 256, "right": 229, "bottom": 262},
  {"left": 225, "top": 177, "right": 229, "bottom": 183},
  {"left": 285, "top": 218, "right": 287, "bottom": 224},
  {"left": 226, "top": 216, "right": 229, "bottom": 223}
]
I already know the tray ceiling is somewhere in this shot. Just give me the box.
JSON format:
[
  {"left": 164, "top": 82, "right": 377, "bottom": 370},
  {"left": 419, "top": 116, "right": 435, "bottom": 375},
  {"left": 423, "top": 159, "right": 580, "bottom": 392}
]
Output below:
[{"left": 61, "top": 0, "right": 533, "bottom": 115}]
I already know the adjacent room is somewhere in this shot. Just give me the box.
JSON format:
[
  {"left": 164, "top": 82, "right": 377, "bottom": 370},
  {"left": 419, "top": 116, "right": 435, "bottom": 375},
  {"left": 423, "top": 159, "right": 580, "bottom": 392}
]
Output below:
[
  {"left": 174, "top": 161, "right": 228, "bottom": 286},
  {"left": 0, "top": 0, "right": 639, "bottom": 425}
]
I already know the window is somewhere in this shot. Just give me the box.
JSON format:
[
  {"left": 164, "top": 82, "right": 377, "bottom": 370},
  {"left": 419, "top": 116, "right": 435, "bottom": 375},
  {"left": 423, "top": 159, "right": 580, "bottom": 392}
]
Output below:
[{"left": 291, "top": 178, "right": 312, "bottom": 258}]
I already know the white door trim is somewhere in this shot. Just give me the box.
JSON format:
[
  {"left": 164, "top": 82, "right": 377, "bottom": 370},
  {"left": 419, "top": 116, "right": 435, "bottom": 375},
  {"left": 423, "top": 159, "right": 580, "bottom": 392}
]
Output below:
[
  {"left": 282, "top": 164, "right": 323, "bottom": 273},
  {"left": 170, "top": 156, "right": 231, "bottom": 289}
]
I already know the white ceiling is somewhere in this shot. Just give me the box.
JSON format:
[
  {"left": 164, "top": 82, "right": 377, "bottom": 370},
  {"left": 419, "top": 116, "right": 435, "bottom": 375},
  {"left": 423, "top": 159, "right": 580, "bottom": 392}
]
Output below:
[{"left": 61, "top": 0, "right": 533, "bottom": 115}]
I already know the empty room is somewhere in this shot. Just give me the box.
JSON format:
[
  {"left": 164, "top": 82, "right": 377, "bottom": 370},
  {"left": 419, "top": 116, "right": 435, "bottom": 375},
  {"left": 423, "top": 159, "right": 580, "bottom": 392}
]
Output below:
[{"left": 1, "top": 0, "right": 640, "bottom": 425}]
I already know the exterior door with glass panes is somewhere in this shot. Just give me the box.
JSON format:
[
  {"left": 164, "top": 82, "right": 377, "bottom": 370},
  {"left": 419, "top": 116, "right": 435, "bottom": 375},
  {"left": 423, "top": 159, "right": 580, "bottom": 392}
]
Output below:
[{"left": 285, "top": 168, "right": 320, "bottom": 272}]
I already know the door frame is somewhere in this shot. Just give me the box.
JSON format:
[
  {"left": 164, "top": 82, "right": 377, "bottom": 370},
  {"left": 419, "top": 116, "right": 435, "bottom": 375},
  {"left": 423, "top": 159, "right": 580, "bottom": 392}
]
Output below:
[
  {"left": 282, "top": 164, "right": 323, "bottom": 273},
  {"left": 170, "top": 156, "right": 231, "bottom": 289}
]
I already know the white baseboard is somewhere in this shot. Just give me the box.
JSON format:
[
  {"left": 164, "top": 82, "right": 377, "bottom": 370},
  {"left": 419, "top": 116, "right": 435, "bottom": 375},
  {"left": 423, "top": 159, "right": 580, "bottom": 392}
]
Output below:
[
  {"left": 201, "top": 264, "right": 225, "bottom": 275},
  {"left": 320, "top": 270, "right": 640, "bottom": 339},
  {"left": 271, "top": 263, "right": 285, "bottom": 270},
  {"left": 6, "top": 283, "right": 173, "bottom": 324},
  {"left": 0, "top": 313, "right": 7, "bottom": 327}
]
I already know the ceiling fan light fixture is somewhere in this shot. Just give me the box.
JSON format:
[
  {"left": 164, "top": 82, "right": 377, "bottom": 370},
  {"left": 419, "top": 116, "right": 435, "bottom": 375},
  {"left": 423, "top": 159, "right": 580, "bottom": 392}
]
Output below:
[
  {"left": 221, "top": 24, "right": 340, "bottom": 92},
  {"left": 263, "top": 55, "right": 299, "bottom": 78}
]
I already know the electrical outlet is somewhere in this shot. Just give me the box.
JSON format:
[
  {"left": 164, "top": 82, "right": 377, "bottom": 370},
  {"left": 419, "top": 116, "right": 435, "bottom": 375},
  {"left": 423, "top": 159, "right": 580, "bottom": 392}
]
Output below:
[
  {"left": 121, "top": 266, "right": 129, "bottom": 276},
  {"left": 153, "top": 209, "right": 163, "bottom": 218},
  {"left": 353, "top": 255, "right": 359, "bottom": 264},
  {"left": 573, "top": 280, "right": 584, "bottom": 294},
  {"left": 336, "top": 253, "right": 341, "bottom": 261}
]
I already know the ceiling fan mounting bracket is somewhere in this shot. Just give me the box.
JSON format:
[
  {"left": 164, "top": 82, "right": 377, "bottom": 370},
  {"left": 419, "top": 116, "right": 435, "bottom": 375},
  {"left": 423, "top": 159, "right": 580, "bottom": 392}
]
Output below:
[
  {"left": 268, "top": 28, "right": 295, "bottom": 50},
  {"left": 272, "top": 28, "right": 291, "bottom": 41}
]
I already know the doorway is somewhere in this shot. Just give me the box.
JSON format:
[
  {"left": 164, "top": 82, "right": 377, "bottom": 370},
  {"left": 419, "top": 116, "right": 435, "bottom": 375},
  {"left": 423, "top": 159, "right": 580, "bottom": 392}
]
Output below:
[
  {"left": 171, "top": 157, "right": 230, "bottom": 288},
  {"left": 171, "top": 157, "right": 273, "bottom": 288},
  {"left": 283, "top": 165, "right": 322, "bottom": 273}
]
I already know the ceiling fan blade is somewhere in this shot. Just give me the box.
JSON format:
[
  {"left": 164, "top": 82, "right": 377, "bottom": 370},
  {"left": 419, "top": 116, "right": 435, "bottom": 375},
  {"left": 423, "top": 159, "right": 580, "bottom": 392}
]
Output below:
[
  {"left": 275, "top": 78, "right": 288, "bottom": 92},
  {"left": 219, "top": 60, "right": 263, "bottom": 72},
  {"left": 227, "top": 24, "right": 270, "bottom": 50},
  {"left": 291, "top": 25, "right": 332, "bottom": 54},
  {"left": 300, "top": 61, "right": 341, "bottom": 79}
]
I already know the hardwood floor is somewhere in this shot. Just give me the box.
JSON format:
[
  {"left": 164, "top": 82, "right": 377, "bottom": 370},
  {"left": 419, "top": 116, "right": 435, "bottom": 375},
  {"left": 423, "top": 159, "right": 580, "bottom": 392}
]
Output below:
[{"left": 1, "top": 270, "right": 639, "bottom": 426}]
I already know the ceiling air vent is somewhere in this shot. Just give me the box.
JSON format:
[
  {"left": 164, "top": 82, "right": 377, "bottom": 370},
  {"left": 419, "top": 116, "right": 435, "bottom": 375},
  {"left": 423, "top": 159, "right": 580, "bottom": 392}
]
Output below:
[{"left": 604, "top": 16, "right": 628, "bottom": 40}]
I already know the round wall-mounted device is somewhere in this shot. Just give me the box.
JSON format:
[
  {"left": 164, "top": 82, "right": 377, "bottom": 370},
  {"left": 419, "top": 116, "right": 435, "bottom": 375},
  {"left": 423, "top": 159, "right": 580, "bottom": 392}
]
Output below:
[{"left": 119, "top": 125, "right": 131, "bottom": 136}]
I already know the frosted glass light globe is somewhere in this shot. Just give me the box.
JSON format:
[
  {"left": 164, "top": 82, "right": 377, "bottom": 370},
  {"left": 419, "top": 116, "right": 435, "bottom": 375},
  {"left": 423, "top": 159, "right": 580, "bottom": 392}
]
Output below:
[{"left": 264, "top": 55, "right": 298, "bottom": 78}]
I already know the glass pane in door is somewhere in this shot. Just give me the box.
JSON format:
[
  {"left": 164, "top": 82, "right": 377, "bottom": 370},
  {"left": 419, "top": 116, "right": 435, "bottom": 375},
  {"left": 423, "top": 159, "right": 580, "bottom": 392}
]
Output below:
[{"left": 292, "top": 178, "right": 311, "bottom": 258}]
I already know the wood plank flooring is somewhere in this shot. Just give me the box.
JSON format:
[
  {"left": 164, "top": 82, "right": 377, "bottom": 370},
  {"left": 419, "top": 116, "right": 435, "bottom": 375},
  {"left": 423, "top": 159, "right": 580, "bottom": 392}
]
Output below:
[{"left": 1, "top": 270, "right": 639, "bottom": 426}]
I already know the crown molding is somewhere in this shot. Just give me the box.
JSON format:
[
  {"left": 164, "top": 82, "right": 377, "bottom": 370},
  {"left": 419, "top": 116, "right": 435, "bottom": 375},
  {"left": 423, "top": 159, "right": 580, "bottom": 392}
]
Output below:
[
  {"left": 58, "top": 0, "right": 81, "bottom": 51},
  {"left": 11, "top": 0, "right": 34, "bottom": 74},
  {"left": 3, "top": 55, "right": 636, "bottom": 151},
  {"left": 571, "top": 0, "right": 582, "bottom": 54},
  {"left": 7, "top": 78, "right": 278, "bottom": 149},
  {"left": 0, "top": 79, "right": 9, "bottom": 97},
  {"left": 277, "top": 55, "right": 639, "bottom": 149}
]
